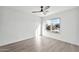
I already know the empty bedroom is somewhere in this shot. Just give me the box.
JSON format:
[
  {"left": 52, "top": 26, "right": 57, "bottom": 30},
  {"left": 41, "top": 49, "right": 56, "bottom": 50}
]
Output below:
[{"left": 0, "top": 6, "right": 79, "bottom": 52}]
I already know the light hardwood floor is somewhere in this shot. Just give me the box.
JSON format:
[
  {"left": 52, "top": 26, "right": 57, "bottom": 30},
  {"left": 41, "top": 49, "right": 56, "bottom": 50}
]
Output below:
[{"left": 0, "top": 36, "right": 79, "bottom": 52}]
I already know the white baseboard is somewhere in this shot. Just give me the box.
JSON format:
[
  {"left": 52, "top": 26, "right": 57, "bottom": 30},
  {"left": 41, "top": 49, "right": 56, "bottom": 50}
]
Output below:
[
  {"left": 44, "top": 35, "right": 79, "bottom": 46},
  {"left": 0, "top": 36, "right": 34, "bottom": 46}
]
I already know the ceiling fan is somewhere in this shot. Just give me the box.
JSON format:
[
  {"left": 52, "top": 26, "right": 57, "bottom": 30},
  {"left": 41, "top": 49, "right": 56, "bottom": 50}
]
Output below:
[{"left": 32, "top": 6, "right": 50, "bottom": 15}]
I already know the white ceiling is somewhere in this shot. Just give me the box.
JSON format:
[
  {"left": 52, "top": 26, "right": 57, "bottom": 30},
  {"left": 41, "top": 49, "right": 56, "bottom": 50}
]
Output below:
[{"left": 7, "top": 6, "right": 78, "bottom": 16}]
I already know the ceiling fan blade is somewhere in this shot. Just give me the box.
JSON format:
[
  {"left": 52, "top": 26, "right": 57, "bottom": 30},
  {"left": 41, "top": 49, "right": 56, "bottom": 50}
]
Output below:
[
  {"left": 32, "top": 11, "right": 41, "bottom": 13},
  {"left": 44, "top": 6, "right": 50, "bottom": 10}
]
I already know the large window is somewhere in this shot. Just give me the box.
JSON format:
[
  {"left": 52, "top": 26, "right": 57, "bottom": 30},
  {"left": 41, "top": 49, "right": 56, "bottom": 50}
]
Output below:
[{"left": 46, "top": 17, "right": 60, "bottom": 33}]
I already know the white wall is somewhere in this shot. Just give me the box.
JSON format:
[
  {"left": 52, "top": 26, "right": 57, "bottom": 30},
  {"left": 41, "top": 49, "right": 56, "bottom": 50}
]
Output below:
[
  {"left": 0, "top": 6, "right": 79, "bottom": 46},
  {"left": 43, "top": 7, "right": 79, "bottom": 45},
  {"left": 0, "top": 7, "right": 40, "bottom": 46}
]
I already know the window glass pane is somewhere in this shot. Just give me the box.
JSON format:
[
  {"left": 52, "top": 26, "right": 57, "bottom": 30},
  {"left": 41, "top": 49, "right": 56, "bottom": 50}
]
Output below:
[{"left": 46, "top": 17, "right": 60, "bottom": 33}]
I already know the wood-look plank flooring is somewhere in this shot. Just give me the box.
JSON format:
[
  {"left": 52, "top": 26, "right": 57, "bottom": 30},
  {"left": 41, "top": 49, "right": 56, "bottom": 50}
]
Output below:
[{"left": 0, "top": 36, "right": 79, "bottom": 52}]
